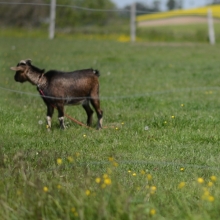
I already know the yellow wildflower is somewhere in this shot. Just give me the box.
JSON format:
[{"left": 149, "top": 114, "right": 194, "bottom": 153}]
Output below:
[
  {"left": 150, "top": 186, "right": 157, "bottom": 194},
  {"left": 180, "top": 167, "right": 185, "bottom": 172},
  {"left": 85, "top": 190, "right": 91, "bottom": 196},
  {"left": 207, "top": 181, "right": 213, "bottom": 187},
  {"left": 108, "top": 157, "right": 114, "bottom": 161},
  {"left": 140, "top": 170, "right": 145, "bottom": 175},
  {"left": 57, "top": 158, "right": 62, "bottom": 165},
  {"left": 197, "top": 178, "right": 204, "bottom": 184},
  {"left": 43, "top": 186, "right": 49, "bottom": 192},
  {"left": 95, "top": 177, "right": 101, "bottom": 184},
  {"left": 171, "top": 115, "right": 175, "bottom": 119},
  {"left": 104, "top": 178, "right": 112, "bottom": 185},
  {"left": 147, "top": 174, "right": 152, "bottom": 181},
  {"left": 210, "top": 175, "right": 217, "bottom": 182},
  {"left": 132, "top": 173, "right": 137, "bottom": 176},
  {"left": 67, "top": 156, "right": 74, "bottom": 163},
  {"left": 113, "top": 162, "right": 119, "bottom": 167},
  {"left": 178, "top": 182, "right": 186, "bottom": 189},
  {"left": 150, "top": 209, "right": 156, "bottom": 216},
  {"left": 57, "top": 184, "right": 62, "bottom": 189},
  {"left": 103, "top": 174, "right": 108, "bottom": 179},
  {"left": 208, "top": 196, "right": 215, "bottom": 202}
]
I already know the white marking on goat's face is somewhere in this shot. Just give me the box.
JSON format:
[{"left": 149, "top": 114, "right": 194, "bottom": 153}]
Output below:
[{"left": 11, "top": 65, "right": 29, "bottom": 83}]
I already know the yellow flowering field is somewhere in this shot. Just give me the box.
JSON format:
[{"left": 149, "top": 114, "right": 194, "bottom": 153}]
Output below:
[
  {"left": 137, "top": 4, "right": 220, "bottom": 22},
  {"left": 1, "top": 34, "right": 220, "bottom": 219}
]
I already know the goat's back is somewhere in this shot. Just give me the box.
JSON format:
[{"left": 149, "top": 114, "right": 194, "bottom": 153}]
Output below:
[{"left": 43, "top": 68, "right": 100, "bottom": 99}]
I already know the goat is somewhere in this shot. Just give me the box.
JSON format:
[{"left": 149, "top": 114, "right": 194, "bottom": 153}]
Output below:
[{"left": 10, "top": 59, "right": 103, "bottom": 130}]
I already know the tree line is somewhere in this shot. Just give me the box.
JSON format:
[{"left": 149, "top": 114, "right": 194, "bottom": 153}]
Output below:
[{"left": 0, "top": 0, "right": 220, "bottom": 28}]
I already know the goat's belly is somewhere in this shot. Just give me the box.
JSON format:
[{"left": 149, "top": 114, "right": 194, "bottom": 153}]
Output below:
[{"left": 65, "top": 98, "right": 86, "bottom": 105}]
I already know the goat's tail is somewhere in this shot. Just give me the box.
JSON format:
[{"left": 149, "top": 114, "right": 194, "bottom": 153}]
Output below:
[{"left": 93, "top": 69, "right": 100, "bottom": 77}]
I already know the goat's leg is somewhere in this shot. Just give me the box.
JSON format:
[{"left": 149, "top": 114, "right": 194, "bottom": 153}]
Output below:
[
  {"left": 90, "top": 98, "right": 103, "bottom": 130},
  {"left": 57, "top": 105, "right": 65, "bottom": 129},
  {"left": 46, "top": 105, "right": 54, "bottom": 129},
  {"left": 82, "top": 100, "right": 94, "bottom": 126}
]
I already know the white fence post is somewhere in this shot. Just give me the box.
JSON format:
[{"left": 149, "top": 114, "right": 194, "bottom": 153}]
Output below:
[
  {"left": 207, "top": 8, "right": 215, "bottom": 45},
  {"left": 49, "top": 0, "right": 56, "bottom": 40},
  {"left": 130, "top": 2, "right": 136, "bottom": 42}
]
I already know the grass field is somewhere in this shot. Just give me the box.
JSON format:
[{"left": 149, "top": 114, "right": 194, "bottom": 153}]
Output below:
[{"left": 1, "top": 32, "right": 220, "bottom": 219}]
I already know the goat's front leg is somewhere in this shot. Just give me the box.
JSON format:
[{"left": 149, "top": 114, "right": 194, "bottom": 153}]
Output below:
[
  {"left": 57, "top": 105, "right": 65, "bottom": 129},
  {"left": 46, "top": 105, "right": 54, "bottom": 129}
]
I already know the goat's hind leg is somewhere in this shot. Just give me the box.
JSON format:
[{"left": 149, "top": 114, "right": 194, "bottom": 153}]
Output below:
[
  {"left": 82, "top": 100, "right": 94, "bottom": 126},
  {"left": 57, "top": 105, "right": 65, "bottom": 129},
  {"left": 90, "top": 98, "right": 103, "bottom": 130}
]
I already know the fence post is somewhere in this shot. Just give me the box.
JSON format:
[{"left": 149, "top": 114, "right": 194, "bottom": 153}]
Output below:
[
  {"left": 49, "top": 0, "right": 56, "bottom": 40},
  {"left": 207, "top": 8, "right": 215, "bottom": 45},
  {"left": 130, "top": 2, "right": 136, "bottom": 42}
]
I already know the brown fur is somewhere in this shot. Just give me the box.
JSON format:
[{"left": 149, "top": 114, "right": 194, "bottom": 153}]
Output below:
[{"left": 11, "top": 59, "right": 103, "bottom": 129}]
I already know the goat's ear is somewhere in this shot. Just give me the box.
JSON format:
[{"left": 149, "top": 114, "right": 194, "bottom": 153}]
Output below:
[
  {"left": 10, "top": 66, "right": 24, "bottom": 71},
  {"left": 26, "top": 59, "right": 32, "bottom": 65}
]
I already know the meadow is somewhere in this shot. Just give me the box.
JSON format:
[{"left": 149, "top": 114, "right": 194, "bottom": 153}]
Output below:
[{"left": 1, "top": 31, "right": 220, "bottom": 219}]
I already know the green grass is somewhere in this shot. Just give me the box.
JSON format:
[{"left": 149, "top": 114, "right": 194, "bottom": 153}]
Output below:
[
  {"left": 138, "top": 22, "right": 220, "bottom": 42},
  {"left": 1, "top": 31, "right": 220, "bottom": 219}
]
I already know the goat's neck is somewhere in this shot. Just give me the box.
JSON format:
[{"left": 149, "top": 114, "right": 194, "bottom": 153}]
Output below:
[{"left": 27, "top": 69, "right": 46, "bottom": 86}]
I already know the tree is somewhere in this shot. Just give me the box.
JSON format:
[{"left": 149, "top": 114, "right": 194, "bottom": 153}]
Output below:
[
  {"left": 166, "top": 0, "right": 176, "bottom": 10},
  {"left": 0, "top": 0, "right": 117, "bottom": 28}
]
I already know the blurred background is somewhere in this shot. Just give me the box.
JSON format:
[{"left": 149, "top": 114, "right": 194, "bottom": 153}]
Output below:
[{"left": 1, "top": 0, "right": 220, "bottom": 43}]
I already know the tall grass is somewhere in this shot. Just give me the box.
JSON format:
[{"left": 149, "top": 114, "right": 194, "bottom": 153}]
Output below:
[{"left": 1, "top": 32, "right": 220, "bottom": 219}]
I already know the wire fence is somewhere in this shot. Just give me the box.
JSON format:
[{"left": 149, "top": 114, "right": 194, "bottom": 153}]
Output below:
[{"left": 1, "top": 84, "right": 220, "bottom": 101}]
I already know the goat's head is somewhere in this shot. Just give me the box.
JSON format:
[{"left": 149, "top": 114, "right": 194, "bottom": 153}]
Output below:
[{"left": 10, "top": 59, "right": 32, "bottom": 83}]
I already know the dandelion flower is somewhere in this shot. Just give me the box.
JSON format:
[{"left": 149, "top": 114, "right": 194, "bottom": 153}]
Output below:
[
  {"left": 147, "top": 174, "right": 152, "bottom": 181},
  {"left": 208, "top": 196, "right": 215, "bottom": 202},
  {"left": 140, "top": 170, "right": 145, "bottom": 175},
  {"left": 103, "top": 174, "right": 108, "bottom": 179},
  {"left": 180, "top": 167, "right": 185, "bottom": 172},
  {"left": 67, "top": 156, "right": 74, "bottom": 163},
  {"left": 150, "top": 186, "right": 157, "bottom": 194},
  {"left": 210, "top": 175, "right": 217, "bottom": 182},
  {"left": 108, "top": 157, "right": 114, "bottom": 161},
  {"left": 171, "top": 115, "right": 175, "bottom": 119},
  {"left": 85, "top": 190, "right": 91, "bottom": 196},
  {"left": 113, "top": 162, "right": 118, "bottom": 167},
  {"left": 43, "top": 186, "right": 49, "bottom": 192},
  {"left": 104, "top": 178, "right": 112, "bottom": 185},
  {"left": 150, "top": 209, "right": 156, "bottom": 216},
  {"left": 132, "top": 173, "right": 137, "bottom": 176},
  {"left": 197, "top": 177, "right": 204, "bottom": 184},
  {"left": 128, "top": 170, "right": 131, "bottom": 173},
  {"left": 95, "top": 177, "right": 101, "bottom": 184},
  {"left": 178, "top": 182, "right": 186, "bottom": 189},
  {"left": 207, "top": 181, "right": 213, "bottom": 187},
  {"left": 57, "top": 158, "right": 62, "bottom": 165},
  {"left": 181, "top": 104, "right": 184, "bottom": 107}
]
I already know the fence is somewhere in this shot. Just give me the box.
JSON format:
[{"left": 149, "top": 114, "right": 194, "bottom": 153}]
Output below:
[{"left": 0, "top": 1, "right": 219, "bottom": 43}]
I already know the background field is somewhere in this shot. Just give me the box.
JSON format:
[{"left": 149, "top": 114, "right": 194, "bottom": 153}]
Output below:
[{"left": 1, "top": 31, "right": 220, "bottom": 219}]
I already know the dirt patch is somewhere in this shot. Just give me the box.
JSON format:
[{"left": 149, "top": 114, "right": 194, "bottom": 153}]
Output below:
[{"left": 138, "top": 16, "right": 220, "bottom": 27}]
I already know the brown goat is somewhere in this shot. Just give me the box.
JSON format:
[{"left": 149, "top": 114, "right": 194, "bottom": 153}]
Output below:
[{"left": 10, "top": 59, "right": 103, "bottom": 129}]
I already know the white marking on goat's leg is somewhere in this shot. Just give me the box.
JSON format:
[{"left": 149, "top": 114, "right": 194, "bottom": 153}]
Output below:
[
  {"left": 46, "top": 116, "right": 52, "bottom": 129},
  {"left": 58, "top": 116, "right": 65, "bottom": 129},
  {"left": 96, "top": 110, "right": 103, "bottom": 130}
]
